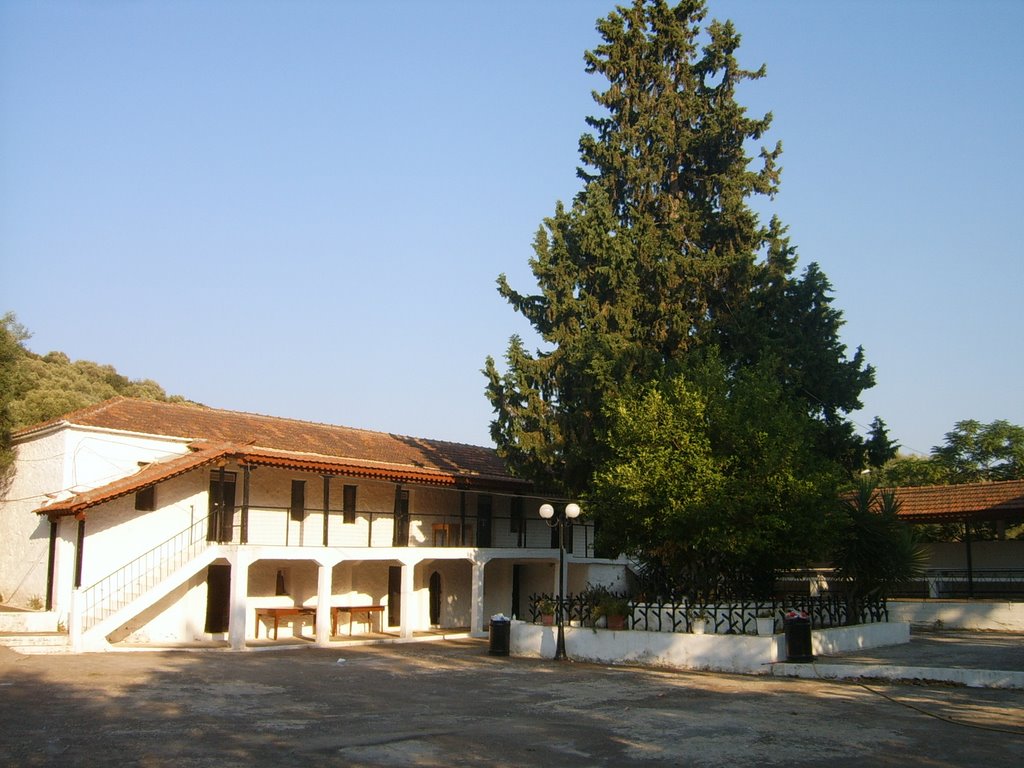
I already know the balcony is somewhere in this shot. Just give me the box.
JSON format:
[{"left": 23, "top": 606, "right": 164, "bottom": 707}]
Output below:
[{"left": 212, "top": 505, "right": 598, "bottom": 557}]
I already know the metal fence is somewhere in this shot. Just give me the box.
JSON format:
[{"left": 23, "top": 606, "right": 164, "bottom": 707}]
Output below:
[
  {"left": 529, "top": 593, "right": 888, "bottom": 633},
  {"left": 894, "top": 569, "right": 1024, "bottom": 599}
]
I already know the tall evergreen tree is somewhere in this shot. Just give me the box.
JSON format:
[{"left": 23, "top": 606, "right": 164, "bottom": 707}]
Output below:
[{"left": 485, "top": 0, "right": 875, "bottom": 494}]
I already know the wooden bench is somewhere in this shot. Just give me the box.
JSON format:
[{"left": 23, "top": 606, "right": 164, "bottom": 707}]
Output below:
[
  {"left": 255, "top": 607, "right": 317, "bottom": 640},
  {"left": 332, "top": 605, "right": 386, "bottom": 636}
]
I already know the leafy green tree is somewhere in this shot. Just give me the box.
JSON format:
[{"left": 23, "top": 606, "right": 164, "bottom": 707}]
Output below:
[
  {"left": 0, "top": 313, "right": 29, "bottom": 490},
  {"left": 832, "top": 481, "right": 927, "bottom": 623},
  {"left": 932, "top": 419, "right": 1024, "bottom": 483},
  {"left": 590, "top": 354, "right": 840, "bottom": 598},
  {"left": 875, "top": 453, "right": 949, "bottom": 488},
  {"left": 484, "top": 0, "right": 876, "bottom": 497},
  {"left": 874, "top": 419, "right": 1023, "bottom": 490}
]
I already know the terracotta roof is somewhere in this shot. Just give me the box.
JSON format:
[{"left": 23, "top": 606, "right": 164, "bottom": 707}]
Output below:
[
  {"left": 26, "top": 398, "right": 529, "bottom": 516},
  {"left": 888, "top": 480, "right": 1024, "bottom": 523}
]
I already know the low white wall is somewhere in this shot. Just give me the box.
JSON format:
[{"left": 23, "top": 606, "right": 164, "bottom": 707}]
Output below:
[
  {"left": 510, "top": 620, "right": 909, "bottom": 675},
  {"left": 0, "top": 610, "right": 59, "bottom": 633},
  {"left": 888, "top": 600, "right": 1024, "bottom": 631},
  {"left": 812, "top": 621, "right": 909, "bottom": 655}
]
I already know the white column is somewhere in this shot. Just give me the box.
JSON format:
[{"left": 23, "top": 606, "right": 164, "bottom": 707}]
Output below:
[
  {"left": 228, "top": 549, "right": 250, "bottom": 651},
  {"left": 400, "top": 561, "right": 415, "bottom": 639},
  {"left": 470, "top": 560, "right": 486, "bottom": 636},
  {"left": 53, "top": 522, "right": 77, "bottom": 635},
  {"left": 315, "top": 561, "right": 333, "bottom": 646}
]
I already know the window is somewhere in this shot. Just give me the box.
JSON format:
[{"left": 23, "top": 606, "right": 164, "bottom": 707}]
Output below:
[
  {"left": 510, "top": 497, "right": 523, "bottom": 533},
  {"left": 207, "top": 471, "right": 237, "bottom": 543},
  {"left": 135, "top": 485, "right": 156, "bottom": 511},
  {"left": 290, "top": 480, "right": 306, "bottom": 521},
  {"left": 343, "top": 484, "right": 357, "bottom": 524}
]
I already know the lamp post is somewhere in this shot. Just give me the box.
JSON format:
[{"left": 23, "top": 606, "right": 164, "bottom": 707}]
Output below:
[{"left": 539, "top": 501, "right": 581, "bottom": 660}]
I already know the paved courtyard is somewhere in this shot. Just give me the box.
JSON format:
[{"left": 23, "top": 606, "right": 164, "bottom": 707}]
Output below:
[{"left": 1, "top": 639, "right": 1022, "bottom": 767}]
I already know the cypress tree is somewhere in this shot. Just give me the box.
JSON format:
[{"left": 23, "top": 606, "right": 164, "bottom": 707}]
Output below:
[{"left": 485, "top": 0, "right": 875, "bottom": 493}]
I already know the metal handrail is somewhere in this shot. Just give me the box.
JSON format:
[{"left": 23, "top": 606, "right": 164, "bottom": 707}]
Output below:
[{"left": 79, "top": 514, "right": 212, "bottom": 632}]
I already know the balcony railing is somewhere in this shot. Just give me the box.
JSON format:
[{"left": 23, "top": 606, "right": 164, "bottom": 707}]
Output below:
[{"left": 218, "top": 505, "right": 598, "bottom": 557}]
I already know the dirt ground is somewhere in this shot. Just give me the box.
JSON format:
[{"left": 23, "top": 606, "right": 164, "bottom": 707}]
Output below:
[{"left": 1, "top": 639, "right": 1022, "bottom": 767}]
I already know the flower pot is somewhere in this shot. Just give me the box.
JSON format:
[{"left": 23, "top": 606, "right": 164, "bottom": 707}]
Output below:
[
  {"left": 606, "top": 614, "right": 627, "bottom": 631},
  {"left": 541, "top": 614, "right": 554, "bottom": 626},
  {"left": 691, "top": 619, "right": 707, "bottom": 635},
  {"left": 756, "top": 617, "right": 775, "bottom": 636}
]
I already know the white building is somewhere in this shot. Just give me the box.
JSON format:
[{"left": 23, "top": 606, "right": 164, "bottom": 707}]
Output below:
[{"left": 0, "top": 398, "right": 628, "bottom": 651}]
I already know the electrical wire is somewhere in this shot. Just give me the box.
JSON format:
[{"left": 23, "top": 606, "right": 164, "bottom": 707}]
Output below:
[{"left": 855, "top": 679, "right": 1024, "bottom": 736}]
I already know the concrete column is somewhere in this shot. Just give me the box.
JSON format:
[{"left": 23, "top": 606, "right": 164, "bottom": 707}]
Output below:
[
  {"left": 315, "top": 562, "right": 333, "bottom": 646},
  {"left": 470, "top": 560, "right": 486, "bottom": 636},
  {"left": 400, "top": 561, "right": 415, "bottom": 639},
  {"left": 53, "top": 521, "right": 77, "bottom": 629},
  {"left": 228, "top": 549, "right": 250, "bottom": 651}
]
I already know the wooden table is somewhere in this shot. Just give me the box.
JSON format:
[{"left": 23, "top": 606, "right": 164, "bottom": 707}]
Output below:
[
  {"left": 255, "top": 607, "right": 317, "bottom": 640},
  {"left": 332, "top": 605, "right": 386, "bottom": 636}
]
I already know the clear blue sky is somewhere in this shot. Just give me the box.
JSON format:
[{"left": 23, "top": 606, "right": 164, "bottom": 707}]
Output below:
[{"left": 2, "top": 0, "right": 1021, "bottom": 456}]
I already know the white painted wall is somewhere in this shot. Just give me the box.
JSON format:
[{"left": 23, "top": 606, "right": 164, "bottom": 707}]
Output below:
[
  {"left": 572, "top": 560, "right": 633, "bottom": 594},
  {"left": 0, "top": 424, "right": 191, "bottom": 608},
  {"left": 59, "top": 426, "right": 190, "bottom": 496},
  {"left": 0, "top": 432, "right": 63, "bottom": 607},
  {"left": 77, "top": 472, "right": 207, "bottom": 587},
  {"left": 511, "top": 621, "right": 910, "bottom": 674},
  {"left": 888, "top": 599, "right": 1024, "bottom": 631},
  {"left": 422, "top": 559, "right": 472, "bottom": 628}
]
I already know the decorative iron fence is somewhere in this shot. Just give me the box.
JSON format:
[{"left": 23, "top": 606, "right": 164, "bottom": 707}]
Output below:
[{"left": 529, "top": 593, "right": 888, "bottom": 634}]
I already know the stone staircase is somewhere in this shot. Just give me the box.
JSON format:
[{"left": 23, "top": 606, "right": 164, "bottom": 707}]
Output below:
[{"left": 0, "top": 607, "right": 70, "bottom": 654}]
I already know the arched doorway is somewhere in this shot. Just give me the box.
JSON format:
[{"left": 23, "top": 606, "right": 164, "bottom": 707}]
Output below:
[{"left": 429, "top": 571, "right": 442, "bottom": 626}]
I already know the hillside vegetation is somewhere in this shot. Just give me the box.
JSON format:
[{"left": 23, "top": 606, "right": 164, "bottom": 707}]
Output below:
[{"left": 1, "top": 312, "right": 189, "bottom": 469}]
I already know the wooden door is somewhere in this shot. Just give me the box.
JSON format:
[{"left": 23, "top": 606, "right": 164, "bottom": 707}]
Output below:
[
  {"left": 429, "top": 571, "right": 442, "bottom": 626},
  {"left": 388, "top": 566, "right": 402, "bottom": 628},
  {"left": 204, "top": 564, "right": 231, "bottom": 634}
]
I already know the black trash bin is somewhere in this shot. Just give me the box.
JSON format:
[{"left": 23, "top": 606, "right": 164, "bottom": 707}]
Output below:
[
  {"left": 783, "top": 610, "right": 813, "bottom": 662},
  {"left": 489, "top": 616, "right": 511, "bottom": 656}
]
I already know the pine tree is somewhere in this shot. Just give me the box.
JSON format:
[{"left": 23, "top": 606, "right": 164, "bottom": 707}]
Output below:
[{"left": 485, "top": 0, "right": 874, "bottom": 493}]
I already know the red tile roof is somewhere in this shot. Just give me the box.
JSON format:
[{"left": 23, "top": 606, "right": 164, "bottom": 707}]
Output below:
[
  {"left": 889, "top": 480, "right": 1024, "bottom": 523},
  {"left": 25, "top": 398, "right": 529, "bottom": 516}
]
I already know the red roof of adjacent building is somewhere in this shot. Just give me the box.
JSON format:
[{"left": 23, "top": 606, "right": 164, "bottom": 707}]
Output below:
[
  {"left": 24, "top": 398, "right": 528, "bottom": 517},
  {"left": 889, "top": 479, "right": 1024, "bottom": 523}
]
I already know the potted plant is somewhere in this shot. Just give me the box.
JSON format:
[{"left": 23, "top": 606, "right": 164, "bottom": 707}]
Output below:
[
  {"left": 596, "top": 595, "right": 631, "bottom": 631},
  {"left": 688, "top": 608, "right": 711, "bottom": 634},
  {"left": 755, "top": 610, "right": 776, "bottom": 636},
  {"left": 537, "top": 598, "right": 556, "bottom": 626}
]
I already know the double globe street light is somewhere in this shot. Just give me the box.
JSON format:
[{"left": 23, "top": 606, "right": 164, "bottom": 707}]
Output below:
[{"left": 539, "top": 501, "right": 581, "bottom": 660}]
